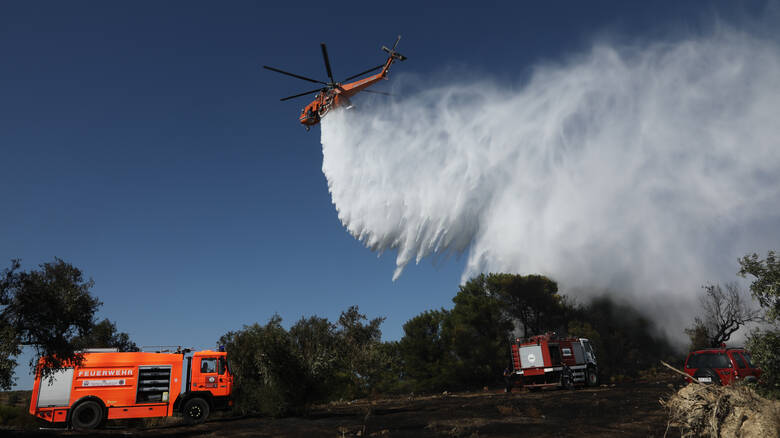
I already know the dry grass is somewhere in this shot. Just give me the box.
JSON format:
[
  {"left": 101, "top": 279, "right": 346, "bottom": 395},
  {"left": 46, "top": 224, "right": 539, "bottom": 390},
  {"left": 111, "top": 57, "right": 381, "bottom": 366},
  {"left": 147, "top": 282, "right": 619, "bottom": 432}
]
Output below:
[{"left": 661, "top": 382, "right": 780, "bottom": 438}]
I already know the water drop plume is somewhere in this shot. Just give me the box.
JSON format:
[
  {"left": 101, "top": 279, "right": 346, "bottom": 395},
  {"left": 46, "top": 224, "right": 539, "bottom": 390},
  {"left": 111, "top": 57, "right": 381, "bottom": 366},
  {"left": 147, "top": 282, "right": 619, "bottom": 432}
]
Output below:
[{"left": 320, "top": 29, "right": 780, "bottom": 335}]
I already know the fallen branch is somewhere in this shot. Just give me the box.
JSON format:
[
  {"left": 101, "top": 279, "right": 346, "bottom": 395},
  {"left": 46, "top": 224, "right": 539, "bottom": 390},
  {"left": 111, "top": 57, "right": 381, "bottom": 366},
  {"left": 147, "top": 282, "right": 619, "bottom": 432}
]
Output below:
[{"left": 660, "top": 360, "right": 701, "bottom": 384}]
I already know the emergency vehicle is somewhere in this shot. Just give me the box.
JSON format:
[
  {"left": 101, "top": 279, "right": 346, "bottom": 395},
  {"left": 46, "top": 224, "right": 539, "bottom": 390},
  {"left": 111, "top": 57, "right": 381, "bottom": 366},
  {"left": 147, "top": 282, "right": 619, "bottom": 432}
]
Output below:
[
  {"left": 510, "top": 333, "right": 598, "bottom": 389},
  {"left": 683, "top": 347, "right": 761, "bottom": 385},
  {"left": 29, "top": 347, "right": 233, "bottom": 429}
]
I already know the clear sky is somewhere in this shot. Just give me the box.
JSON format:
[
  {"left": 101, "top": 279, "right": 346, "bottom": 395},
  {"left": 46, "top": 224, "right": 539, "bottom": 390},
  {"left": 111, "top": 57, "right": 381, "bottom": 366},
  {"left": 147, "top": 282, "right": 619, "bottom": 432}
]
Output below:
[{"left": 1, "top": 1, "right": 773, "bottom": 388}]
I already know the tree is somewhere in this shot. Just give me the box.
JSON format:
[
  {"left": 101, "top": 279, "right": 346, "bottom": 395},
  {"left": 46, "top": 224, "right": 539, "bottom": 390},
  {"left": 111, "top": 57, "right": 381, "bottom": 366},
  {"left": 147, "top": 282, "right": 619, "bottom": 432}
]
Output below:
[
  {"left": 0, "top": 258, "right": 101, "bottom": 388},
  {"left": 685, "top": 283, "right": 760, "bottom": 349},
  {"left": 745, "top": 328, "right": 780, "bottom": 398},
  {"left": 739, "top": 251, "right": 780, "bottom": 322},
  {"left": 399, "top": 309, "right": 454, "bottom": 392},
  {"left": 334, "top": 306, "right": 387, "bottom": 399},
  {"left": 684, "top": 322, "right": 711, "bottom": 352},
  {"left": 73, "top": 318, "right": 139, "bottom": 352},
  {"left": 444, "top": 275, "right": 513, "bottom": 388},
  {"left": 219, "top": 316, "right": 307, "bottom": 416},
  {"left": 220, "top": 306, "right": 390, "bottom": 414},
  {"left": 738, "top": 250, "right": 780, "bottom": 397},
  {"left": 371, "top": 340, "right": 405, "bottom": 395},
  {"left": 289, "top": 315, "right": 339, "bottom": 400},
  {"left": 491, "top": 274, "right": 567, "bottom": 337}
]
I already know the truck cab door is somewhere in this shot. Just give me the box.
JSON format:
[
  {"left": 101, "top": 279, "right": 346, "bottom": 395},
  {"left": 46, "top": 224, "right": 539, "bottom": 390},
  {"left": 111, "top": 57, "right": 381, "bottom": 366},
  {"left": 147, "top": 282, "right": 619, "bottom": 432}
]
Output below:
[
  {"left": 194, "top": 357, "right": 218, "bottom": 392},
  {"left": 214, "top": 356, "right": 232, "bottom": 397},
  {"left": 581, "top": 340, "right": 597, "bottom": 366},
  {"left": 193, "top": 356, "right": 231, "bottom": 397}
]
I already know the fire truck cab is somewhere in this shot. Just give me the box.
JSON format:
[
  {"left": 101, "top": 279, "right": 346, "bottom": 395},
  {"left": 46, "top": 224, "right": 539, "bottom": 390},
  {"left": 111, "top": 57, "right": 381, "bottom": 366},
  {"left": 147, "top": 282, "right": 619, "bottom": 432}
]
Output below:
[
  {"left": 510, "top": 333, "right": 598, "bottom": 389},
  {"left": 29, "top": 348, "right": 233, "bottom": 429}
]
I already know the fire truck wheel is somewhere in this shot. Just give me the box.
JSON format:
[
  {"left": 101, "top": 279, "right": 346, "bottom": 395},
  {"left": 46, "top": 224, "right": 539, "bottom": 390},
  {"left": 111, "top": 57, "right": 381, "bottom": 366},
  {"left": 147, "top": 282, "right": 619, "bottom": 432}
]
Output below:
[
  {"left": 70, "top": 400, "right": 103, "bottom": 430},
  {"left": 183, "top": 398, "right": 210, "bottom": 424},
  {"left": 586, "top": 367, "right": 599, "bottom": 387}
]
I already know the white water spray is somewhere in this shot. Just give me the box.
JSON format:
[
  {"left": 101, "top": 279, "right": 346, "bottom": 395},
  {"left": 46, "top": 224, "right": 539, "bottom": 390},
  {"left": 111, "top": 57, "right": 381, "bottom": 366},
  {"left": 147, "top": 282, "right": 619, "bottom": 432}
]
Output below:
[{"left": 321, "top": 30, "right": 780, "bottom": 334}]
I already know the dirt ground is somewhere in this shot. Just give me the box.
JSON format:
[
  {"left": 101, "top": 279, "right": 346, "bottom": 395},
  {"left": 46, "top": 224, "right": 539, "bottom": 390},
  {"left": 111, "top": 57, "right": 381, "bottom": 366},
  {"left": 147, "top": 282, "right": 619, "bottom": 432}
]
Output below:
[{"left": 6, "top": 377, "right": 681, "bottom": 438}]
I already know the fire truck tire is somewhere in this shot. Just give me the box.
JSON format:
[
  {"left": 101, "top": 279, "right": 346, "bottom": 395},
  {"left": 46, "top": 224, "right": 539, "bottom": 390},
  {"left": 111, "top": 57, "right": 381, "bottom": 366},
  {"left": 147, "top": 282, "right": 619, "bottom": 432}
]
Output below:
[
  {"left": 183, "top": 398, "right": 210, "bottom": 424},
  {"left": 586, "top": 367, "right": 599, "bottom": 387},
  {"left": 70, "top": 400, "right": 103, "bottom": 430}
]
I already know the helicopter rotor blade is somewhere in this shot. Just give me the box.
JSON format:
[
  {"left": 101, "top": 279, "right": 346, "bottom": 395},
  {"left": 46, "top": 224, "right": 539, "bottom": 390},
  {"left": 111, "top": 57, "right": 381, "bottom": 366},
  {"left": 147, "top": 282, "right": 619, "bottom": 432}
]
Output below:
[
  {"left": 392, "top": 35, "right": 401, "bottom": 51},
  {"left": 320, "top": 43, "right": 336, "bottom": 84},
  {"left": 263, "top": 66, "right": 327, "bottom": 85},
  {"left": 341, "top": 64, "right": 385, "bottom": 82},
  {"left": 279, "top": 88, "right": 324, "bottom": 101}
]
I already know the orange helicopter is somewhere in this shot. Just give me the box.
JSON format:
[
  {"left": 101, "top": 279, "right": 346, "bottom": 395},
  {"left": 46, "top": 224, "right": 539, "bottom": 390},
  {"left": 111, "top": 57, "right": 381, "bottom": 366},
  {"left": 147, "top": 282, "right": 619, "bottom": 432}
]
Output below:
[{"left": 264, "top": 36, "right": 407, "bottom": 130}]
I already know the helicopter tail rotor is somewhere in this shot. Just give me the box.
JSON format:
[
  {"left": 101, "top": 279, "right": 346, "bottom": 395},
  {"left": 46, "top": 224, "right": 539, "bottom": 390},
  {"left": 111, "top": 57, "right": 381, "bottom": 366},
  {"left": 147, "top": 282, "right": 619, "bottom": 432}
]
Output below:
[{"left": 382, "top": 35, "right": 407, "bottom": 61}]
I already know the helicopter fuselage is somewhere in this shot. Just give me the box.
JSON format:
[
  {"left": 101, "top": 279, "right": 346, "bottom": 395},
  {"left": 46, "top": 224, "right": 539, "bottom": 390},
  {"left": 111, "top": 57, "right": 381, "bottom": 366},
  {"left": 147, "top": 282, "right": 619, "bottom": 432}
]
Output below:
[{"left": 299, "top": 58, "right": 394, "bottom": 127}]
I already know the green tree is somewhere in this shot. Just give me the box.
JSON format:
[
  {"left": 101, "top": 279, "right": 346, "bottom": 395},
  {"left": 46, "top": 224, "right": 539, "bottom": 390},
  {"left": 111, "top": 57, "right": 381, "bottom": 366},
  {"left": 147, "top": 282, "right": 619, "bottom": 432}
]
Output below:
[
  {"left": 444, "top": 275, "right": 513, "bottom": 388},
  {"left": 220, "top": 306, "right": 390, "bottom": 413},
  {"left": 684, "top": 322, "right": 711, "bottom": 352},
  {"left": 371, "top": 340, "right": 405, "bottom": 395},
  {"left": 399, "top": 309, "right": 454, "bottom": 393},
  {"left": 334, "top": 306, "right": 387, "bottom": 399},
  {"left": 745, "top": 328, "right": 780, "bottom": 397},
  {"left": 0, "top": 258, "right": 101, "bottom": 388},
  {"left": 219, "top": 315, "right": 307, "bottom": 416},
  {"left": 491, "top": 273, "right": 567, "bottom": 337},
  {"left": 739, "top": 251, "right": 780, "bottom": 322},
  {"left": 73, "top": 318, "right": 139, "bottom": 352},
  {"left": 739, "top": 250, "right": 780, "bottom": 397}
]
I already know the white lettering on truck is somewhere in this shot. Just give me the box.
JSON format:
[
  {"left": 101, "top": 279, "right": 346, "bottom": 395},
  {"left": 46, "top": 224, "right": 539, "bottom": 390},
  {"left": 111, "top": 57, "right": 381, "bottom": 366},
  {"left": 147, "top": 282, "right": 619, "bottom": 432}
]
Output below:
[{"left": 77, "top": 369, "right": 133, "bottom": 377}]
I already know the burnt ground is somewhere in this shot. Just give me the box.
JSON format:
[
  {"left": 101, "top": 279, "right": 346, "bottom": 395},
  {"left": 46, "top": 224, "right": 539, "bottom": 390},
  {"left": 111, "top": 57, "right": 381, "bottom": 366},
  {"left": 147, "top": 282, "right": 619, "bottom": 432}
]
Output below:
[{"left": 5, "top": 376, "right": 681, "bottom": 438}]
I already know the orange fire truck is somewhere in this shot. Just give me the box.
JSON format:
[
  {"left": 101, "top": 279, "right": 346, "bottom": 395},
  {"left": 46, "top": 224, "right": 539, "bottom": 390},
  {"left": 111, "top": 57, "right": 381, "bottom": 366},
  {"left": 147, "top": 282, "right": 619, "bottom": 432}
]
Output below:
[
  {"left": 29, "top": 348, "right": 233, "bottom": 429},
  {"left": 510, "top": 333, "right": 599, "bottom": 389}
]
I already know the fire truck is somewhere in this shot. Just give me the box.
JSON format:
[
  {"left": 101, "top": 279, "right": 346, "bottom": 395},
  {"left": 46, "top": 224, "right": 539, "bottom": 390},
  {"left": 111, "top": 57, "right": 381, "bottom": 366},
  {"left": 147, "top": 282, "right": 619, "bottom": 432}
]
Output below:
[
  {"left": 510, "top": 333, "right": 598, "bottom": 389},
  {"left": 29, "top": 347, "right": 233, "bottom": 429}
]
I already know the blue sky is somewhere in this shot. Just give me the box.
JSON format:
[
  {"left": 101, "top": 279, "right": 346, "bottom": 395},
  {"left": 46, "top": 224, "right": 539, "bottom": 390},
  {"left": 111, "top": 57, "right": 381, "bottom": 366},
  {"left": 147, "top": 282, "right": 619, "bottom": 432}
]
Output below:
[{"left": 1, "top": 1, "right": 772, "bottom": 388}]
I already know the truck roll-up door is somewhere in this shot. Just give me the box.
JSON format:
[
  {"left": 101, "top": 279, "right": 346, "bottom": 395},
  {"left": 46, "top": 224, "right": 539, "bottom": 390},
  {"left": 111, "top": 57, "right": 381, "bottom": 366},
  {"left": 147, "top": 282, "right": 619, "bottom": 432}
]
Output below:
[
  {"left": 136, "top": 366, "right": 172, "bottom": 403},
  {"left": 37, "top": 368, "right": 74, "bottom": 407},
  {"left": 519, "top": 345, "right": 543, "bottom": 368}
]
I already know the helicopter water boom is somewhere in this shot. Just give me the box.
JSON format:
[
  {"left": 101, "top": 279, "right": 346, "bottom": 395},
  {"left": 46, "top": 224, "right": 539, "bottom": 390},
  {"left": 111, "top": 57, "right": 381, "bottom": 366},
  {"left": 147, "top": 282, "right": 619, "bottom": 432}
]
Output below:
[{"left": 263, "top": 36, "right": 407, "bottom": 130}]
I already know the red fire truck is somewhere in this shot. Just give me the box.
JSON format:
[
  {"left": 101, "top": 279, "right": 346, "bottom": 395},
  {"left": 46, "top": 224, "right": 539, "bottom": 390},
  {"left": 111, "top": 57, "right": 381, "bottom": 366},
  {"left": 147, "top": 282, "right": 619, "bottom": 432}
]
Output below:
[
  {"left": 29, "top": 348, "right": 233, "bottom": 429},
  {"left": 510, "top": 333, "right": 599, "bottom": 389}
]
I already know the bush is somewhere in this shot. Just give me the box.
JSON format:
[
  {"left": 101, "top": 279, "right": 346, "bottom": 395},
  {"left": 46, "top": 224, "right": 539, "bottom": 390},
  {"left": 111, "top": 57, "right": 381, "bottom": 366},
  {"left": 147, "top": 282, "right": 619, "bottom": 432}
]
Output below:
[
  {"left": 746, "top": 328, "right": 780, "bottom": 399},
  {"left": 219, "top": 316, "right": 307, "bottom": 417},
  {"left": 0, "top": 404, "right": 37, "bottom": 429},
  {"left": 220, "top": 307, "right": 391, "bottom": 416}
]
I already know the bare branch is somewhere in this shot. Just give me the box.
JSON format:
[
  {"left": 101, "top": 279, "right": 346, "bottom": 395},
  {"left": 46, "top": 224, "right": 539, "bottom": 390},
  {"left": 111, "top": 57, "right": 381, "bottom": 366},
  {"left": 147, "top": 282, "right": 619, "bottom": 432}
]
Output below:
[{"left": 687, "top": 282, "right": 761, "bottom": 349}]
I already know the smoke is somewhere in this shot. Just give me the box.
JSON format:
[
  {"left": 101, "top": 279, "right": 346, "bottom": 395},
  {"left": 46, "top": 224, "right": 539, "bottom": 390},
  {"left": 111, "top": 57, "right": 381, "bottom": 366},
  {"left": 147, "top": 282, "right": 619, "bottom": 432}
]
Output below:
[{"left": 320, "top": 29, "right": 780, "bottom": 337}]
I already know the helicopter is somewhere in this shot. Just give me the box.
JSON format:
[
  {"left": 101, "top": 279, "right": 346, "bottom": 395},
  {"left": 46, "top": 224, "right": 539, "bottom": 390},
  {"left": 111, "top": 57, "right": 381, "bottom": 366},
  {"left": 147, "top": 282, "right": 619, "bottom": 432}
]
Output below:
[{"left": 263, "top": 36, "right": 407, "bottom": 130}]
